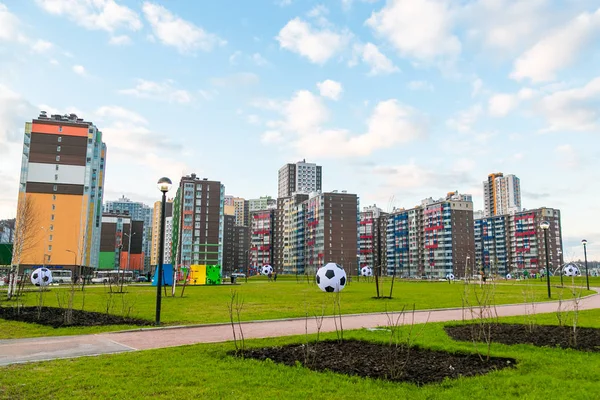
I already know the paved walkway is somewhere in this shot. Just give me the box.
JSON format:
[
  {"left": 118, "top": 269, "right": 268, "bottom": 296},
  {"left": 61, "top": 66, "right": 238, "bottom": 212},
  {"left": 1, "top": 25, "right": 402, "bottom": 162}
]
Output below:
[{"left": 1, "top": 287, "right": 599, "bottom": 366}]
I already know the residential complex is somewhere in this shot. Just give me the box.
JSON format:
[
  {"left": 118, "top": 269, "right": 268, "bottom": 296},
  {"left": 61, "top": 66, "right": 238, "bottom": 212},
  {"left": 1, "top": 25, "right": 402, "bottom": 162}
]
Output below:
[
  {"left": 249, "top": 209, "right": 275, "bottom": 268},
  {"left": 475, "top": 207, "right": 563, "bottom": 275},
  {"left": 483, "top": 173, "right": 522, "bottom": 217},
  {"left": 222, "top": 214, "right": 235, "bottom": 275},
  {"left": 170, "top": 174, "right": 225, "bottom": 269},
  {"left": 233, "top": 197, "right": 249, "bottom": 226},
  {"left": 303, "top": 191, "right": 359, "bottom": 274},
  {"left": 103, "top": 196, "right": 153, "bottom": 271},
  {"left": 13, "top": 112, "right": 106, "bottom": 273},
  {"left": 248, "top": 196, "right": 276, "bottom": 213},
  {"left": 99, "top": 212, "right": 144, "bottom": 270},
  {"left": 274, "top": 194, "right": 309, "bottom": 273},
  {"left": 233, "top": 226, "right": 250, "bottom": 273},
  {"left": 386, "top": 191, "right": 475, "bottom": 278},
  {"left": 150, "top": 199, "right": 173, "bottom": 270},
  {"left": 277, "top": 160, "right": 322, "bottom": 198},
  {"left": 358, "top": 205, "right": 388, "bottom": 273}
]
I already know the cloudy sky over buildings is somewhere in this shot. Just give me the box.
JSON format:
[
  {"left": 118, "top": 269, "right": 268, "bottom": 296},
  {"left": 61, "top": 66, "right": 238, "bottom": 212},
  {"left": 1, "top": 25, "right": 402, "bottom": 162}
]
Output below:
[{"left": 0, "top": 0, "right": 598, "bottom": 259}]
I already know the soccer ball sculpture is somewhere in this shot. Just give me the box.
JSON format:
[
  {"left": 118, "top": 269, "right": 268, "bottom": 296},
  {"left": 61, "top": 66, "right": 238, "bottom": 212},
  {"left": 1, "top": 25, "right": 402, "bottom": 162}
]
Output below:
[
  {"left": 446, "top": 273, "right": 455, "bottom": 280},
  {"left": 31, "top": 267, "right": 53, "bottom": 286},
  {"left": 361, "top": 266, "right": 373, "bottom": 277},
  {"left": 316, "top": 263, "right": 347, "bottom": 293},
  {"left": 563, "top": 264, "right": 580, "bottom": 277},
  {"left": 506, "top": 273, "right": 512, "bottom": 280},
  {"left": 261, "top": 265, "right": 273, "bottom": 275}
]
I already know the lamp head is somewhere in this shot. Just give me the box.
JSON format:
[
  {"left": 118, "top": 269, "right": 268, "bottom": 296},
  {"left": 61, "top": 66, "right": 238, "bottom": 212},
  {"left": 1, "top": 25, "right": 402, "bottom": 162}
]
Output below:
[
  {"left": 157, "top": 177, "right": 172, "bottom": 193},
  {"left": 540, "top": 221, "right": 550, "bottom": 230},
  {"left": 582, "top": 239, "right": 588, "bottom": 246}
]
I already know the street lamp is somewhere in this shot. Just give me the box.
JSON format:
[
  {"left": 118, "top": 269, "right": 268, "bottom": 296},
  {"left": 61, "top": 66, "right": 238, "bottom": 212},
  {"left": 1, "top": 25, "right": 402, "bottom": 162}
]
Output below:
[
  {"left": 155, "top": 177, "right": 172, "bottom": 326},
  {"left": 540, "top": 220, "right": 551, "bottom": 299},
  {"left": 582, "top": 239, "right": 589, "bottom": 290},
  {"left": 65, "top": 249, "right": 78, "bottom": 284}
]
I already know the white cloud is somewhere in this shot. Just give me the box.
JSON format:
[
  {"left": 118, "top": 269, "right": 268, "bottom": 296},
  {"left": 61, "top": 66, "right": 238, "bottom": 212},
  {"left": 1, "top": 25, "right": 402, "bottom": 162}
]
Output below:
[
  {"left": 31, "top": 39, "right": 53, "bottom": 53},
  {"left": 109, "top": 35, "right": 132, "bottom": 46},
  {"left": 72, "top": 65, "right": 86, "bottom": 76},
  {"left": 255, "top": 89, "right": 426, "bottom": 158},
  {"left": 353, "top": 43, "right": 399, "bottom": 76},
  {"left": 142, "top": 2, "right": 226, "bottom": 53},
  {"left": 36, "top": 0, "right": 142, "bottom": 33},
  {"left": 252, "top": 53, "right": 269, "bottom": 66},
  {"left": 463, "top": 0, "right": 551, "bottom": 55},
  {"left": 0, "top": 3, "right": 22, "bottom": 42},
  {"left": 210, "top": 73, "right": 259, "bottom": 88},
  {"left": 96, "top": 105, "right": 148, "bottom": 125},
  {"left": 261, "top": 130, "right": 283, "bottom": 143},
  {"left": 276, "top": 18, "right": 350, "bottom": 64},
  {"left": 536, "top": 76, "right": 600, "bottom": 132},
  {"left": 317, "top": 79, "right": 343, "bottom": 101},
  {"left": 555, "top": 144, "right": 579, "bottom": 168},
  {"left": 471, "top": 78, "right": 483, "bottom": 97},
  {"left": 366, "top": 0, "right": 460, "bottom": 62},
  {"left": 119, "top": 79, "right": 193, "bottom": 104},
  {"left": 408, "top": 80, "right": 433, "bottom": 91},
  {"left": 488, "top": 93, "right": 518, "bottom": 117},
  {"left": 229, "top": 51, "right": 242, "bottom": 65},
  {"left": 446, "top": 104, "right": 482, "bottom": 133},
  {"left": 49, "top": 59, "right": 59, "bottom": 66},
  {"left": 511, "top": 8, "right": 600, "bottom": 83}
]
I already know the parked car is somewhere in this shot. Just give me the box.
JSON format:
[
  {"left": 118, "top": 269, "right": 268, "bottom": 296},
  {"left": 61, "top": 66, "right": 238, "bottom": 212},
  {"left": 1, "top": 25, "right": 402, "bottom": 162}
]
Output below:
[
  {"left": 135, "top": 276, "right": 148, "bottom": 282},
  {"left": 231, "top": 273, "right": 246, "bottom": 278}
]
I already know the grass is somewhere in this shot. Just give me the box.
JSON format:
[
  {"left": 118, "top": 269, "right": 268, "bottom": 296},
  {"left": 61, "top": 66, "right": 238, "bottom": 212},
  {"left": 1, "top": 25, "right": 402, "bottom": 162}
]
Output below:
[
  {"left": 0, "top": 275, "right": 595, "bottom": 339},
  {"left": 1, "top": 308, "right": 599, "bottom": 399}
]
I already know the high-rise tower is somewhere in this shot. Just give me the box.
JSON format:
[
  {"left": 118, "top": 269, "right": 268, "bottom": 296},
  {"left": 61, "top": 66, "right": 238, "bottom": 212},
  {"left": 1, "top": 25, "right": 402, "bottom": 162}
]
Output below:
[
  {"left": 277, "top": 159, "right": 322, "bottom": 198},
  {"left": 13, "top": 112, "right": 106, "bottom": 273}
]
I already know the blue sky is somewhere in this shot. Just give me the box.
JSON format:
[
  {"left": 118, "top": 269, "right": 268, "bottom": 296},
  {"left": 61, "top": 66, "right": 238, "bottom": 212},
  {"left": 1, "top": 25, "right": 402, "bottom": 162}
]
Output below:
[{"left": 0, "top": 0, "right": 599, "bottom": 260}]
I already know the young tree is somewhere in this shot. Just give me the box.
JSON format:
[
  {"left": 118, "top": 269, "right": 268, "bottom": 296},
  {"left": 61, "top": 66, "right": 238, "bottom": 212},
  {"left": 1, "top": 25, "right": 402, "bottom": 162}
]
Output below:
[{"left": 8, "top": 196, "right": 40, "bottom": 299}]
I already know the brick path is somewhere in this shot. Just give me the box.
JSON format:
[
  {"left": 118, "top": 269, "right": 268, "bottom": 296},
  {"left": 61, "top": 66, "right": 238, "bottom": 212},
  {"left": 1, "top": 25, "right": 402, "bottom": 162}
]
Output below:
[{"left": 1, "top": 287, "right": 598, "bottom": 366}]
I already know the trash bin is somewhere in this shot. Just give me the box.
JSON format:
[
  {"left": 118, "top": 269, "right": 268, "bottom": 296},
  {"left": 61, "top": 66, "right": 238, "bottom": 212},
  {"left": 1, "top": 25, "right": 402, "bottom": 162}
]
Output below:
[{"left": 231, "top": 276, "right": 237, "bottom": 284}]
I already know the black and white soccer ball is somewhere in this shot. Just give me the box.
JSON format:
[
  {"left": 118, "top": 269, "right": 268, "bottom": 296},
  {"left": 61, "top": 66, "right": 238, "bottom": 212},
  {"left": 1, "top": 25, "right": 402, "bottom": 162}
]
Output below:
[
  {"left": 316, "top": 262, "right": 347, "bottom": 293},
  {"left": 261, "top": 265, "right": 273, "bottom": 275},
  {"left": 446, "top": 273, "right": 455, "bottom": 280},
  {"left": 506, "top": 273, "right": 512, "bottom": 280},
  {"left": 563, "top": 264, "right": 580, "bottom": 277},
  {"left": 31, "top": 268, "right": 53, "bottom": 286},
  {"left": 360, "top": 266, "right": 373, "bottom": 277}
]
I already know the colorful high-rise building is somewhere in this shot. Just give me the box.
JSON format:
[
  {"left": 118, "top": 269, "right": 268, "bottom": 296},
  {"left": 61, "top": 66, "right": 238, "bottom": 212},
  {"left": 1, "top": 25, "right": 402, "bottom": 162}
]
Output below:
[
  {"left": 386, "top": 191, "right": 475, "bottom": 278},
  {"left": 304, "top": 191, "right": 359, "bottom": 275},
  {"left": 170, "top": 174, "right": 225, "bottom": 268},
  {"left": 483, "top": 173, "right": 521, "bottom": 217},
  {"left": 278, "top": 159, "right": 322, "bottom": 198},
  {"left": 250, "top": 209, "right": 275, "bottom": 269},
  {"left": 103, "top": 196, "right": 153, "bottom": 271},
  {"left": 150, "top": 199, "right": 172, "bottom": 270},
  {"left": 274, "top": 194, "right": 309, "bottom": 273},
  {"left": 13, "top": 112, "right": 106, "bottom": 273},
  {"left": 358, "top": 205, "right": 388, "bottom": 273},
  {"left": 99, "top": 212, "right": 144, "bottom": 270},
  {"left": 475, "top": 207, "right": 563, "bottom": 276}
]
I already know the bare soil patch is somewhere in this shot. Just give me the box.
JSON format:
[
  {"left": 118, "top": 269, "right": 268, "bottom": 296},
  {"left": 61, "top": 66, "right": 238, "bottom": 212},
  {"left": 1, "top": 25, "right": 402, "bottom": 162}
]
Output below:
[{"left": 236, "top": 339, "right": 516, "bottom": 385}]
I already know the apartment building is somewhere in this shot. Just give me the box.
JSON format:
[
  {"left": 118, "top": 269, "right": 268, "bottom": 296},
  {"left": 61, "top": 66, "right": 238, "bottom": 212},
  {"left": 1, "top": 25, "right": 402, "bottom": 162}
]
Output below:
[
  {"left": 150, "top": 199, "right": 173, "bottom": 269},
  {"left": 274, "top": 194, "right": 309, "bottom": 273},
  {"left": 483, "top": 173, "right": 522, "bottom": 217},
  {"left": 222, "top": 214, "right": 235, "bottom": 275},
  {"left": 13, "top": 112, "right": 106, "bottom": 273},
  {"left": 358, "top": 205, "right": 388, "bottom": 274},
  {"left": 277, "top": 160, "right": 322, "bottom": 198},
  {"left": 250, "top": 209, "right": 275, "bottom": 268},
  {"left": 99, "top": 212, "right": 144, "bottom": 270}
]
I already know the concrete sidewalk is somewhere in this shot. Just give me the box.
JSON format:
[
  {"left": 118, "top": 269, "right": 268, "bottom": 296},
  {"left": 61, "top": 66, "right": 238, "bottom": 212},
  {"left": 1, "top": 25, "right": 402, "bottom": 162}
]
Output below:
[{"left": 2, "top": 288, "right": 599, "bottom": 366}]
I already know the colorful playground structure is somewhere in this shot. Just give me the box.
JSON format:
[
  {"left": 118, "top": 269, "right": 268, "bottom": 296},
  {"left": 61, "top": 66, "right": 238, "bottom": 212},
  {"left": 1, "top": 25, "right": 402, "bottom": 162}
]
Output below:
[{"left": 152, "top": 264, "right": 222, "bottom": 286}]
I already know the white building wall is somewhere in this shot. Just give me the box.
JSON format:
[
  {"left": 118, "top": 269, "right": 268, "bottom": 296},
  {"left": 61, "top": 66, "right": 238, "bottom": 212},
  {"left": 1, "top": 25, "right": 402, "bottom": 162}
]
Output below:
[{"left": 27, "top": 163, "right": 85, "bottom": 185}]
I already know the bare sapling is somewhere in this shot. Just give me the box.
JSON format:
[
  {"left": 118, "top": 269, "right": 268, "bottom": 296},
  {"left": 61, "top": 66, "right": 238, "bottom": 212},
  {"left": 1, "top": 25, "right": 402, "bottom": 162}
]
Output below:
[
  {"left": 227, "top": 290, "right": 245, "bottom": 355},
  {"left": 521, "top": 280, "right": 537, "bottom": 334},
  {"left": 555, "top": 290, "right": 565, "bottom": 327},
  {"left": 332, "top": 290, "right": 344, "bottom": 342},
  {"left": 464, "top": 276, "right": 496, "bottom": 361},
  {"left": 568, "top": 275, "right": 582, "bottom": 347},
  {"left": 314, "top": 300, "right": 326, "bottom": 343}
]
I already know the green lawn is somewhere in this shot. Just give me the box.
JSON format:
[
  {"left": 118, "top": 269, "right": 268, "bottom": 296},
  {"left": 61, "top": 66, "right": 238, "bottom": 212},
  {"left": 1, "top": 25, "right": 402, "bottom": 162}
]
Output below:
[
  {"left": 0, "top": 276, "right": 595, "bottom": 339},
  {"left": 1, "top": 308, "right": 599, "bottom": 399}
]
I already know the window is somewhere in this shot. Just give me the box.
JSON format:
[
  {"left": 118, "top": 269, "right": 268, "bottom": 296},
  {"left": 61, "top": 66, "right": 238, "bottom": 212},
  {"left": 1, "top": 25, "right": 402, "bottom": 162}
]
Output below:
[
  {"left": 58, "top": 126, "right": 62, "bottom": 132},
  {"left": 56, "top": 155, "right": 60, "bottom": 162},
  {"left": 55, "top": 164, "right": 59, "bottom": 171},
  {"left": 57, "top": 146, "right": 61, "bottom": 152},
  {"left": 51, "top": 214, "right": 55, "bottom": 221},
  {"left": 48, "top": 245, "right": 52, "bottom": 251},
  {"left": 53, "top": 185, "right": 57, "bottom": 192},
  {"left": 49, "top": 235, "right": 53, "bottom": 241},
  {"left": 52, "top": 195, "right": 56, "bottom": 201},
  {"left": 52, "top": 204, "right": 55, "bottom": 210},
  {"left": 49, "top": 225, "right": 53, "bottom": 231},
  {"left": 54, "top": 174, "right": 58, "bottom": 181}
]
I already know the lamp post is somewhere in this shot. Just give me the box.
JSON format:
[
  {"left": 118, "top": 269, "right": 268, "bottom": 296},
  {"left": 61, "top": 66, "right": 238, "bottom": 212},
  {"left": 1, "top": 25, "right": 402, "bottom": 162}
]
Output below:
[
  {"left": 540, "top": 221, "right": 551, "bottom": 299},
  {"left": 582, "top": 239, "right": 589, "bottom": 291},
  {"left": 66, "top": 249, "right": 78, "bottom": 284},
  {"left": 155, "top": 177, "right": 172, "bottom": 326}
]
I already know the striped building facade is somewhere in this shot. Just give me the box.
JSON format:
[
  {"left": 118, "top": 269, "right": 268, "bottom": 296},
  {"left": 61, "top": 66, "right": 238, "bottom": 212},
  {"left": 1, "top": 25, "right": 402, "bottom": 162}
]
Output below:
[{"left": 14, "top": 112, "right": 106, "bottom": 273}]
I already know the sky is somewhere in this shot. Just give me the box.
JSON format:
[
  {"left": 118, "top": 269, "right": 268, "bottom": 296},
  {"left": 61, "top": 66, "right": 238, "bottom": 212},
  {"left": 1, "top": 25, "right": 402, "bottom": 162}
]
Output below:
[{"left": 0, "top": 0, "right": 598, "bottom": 260}]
